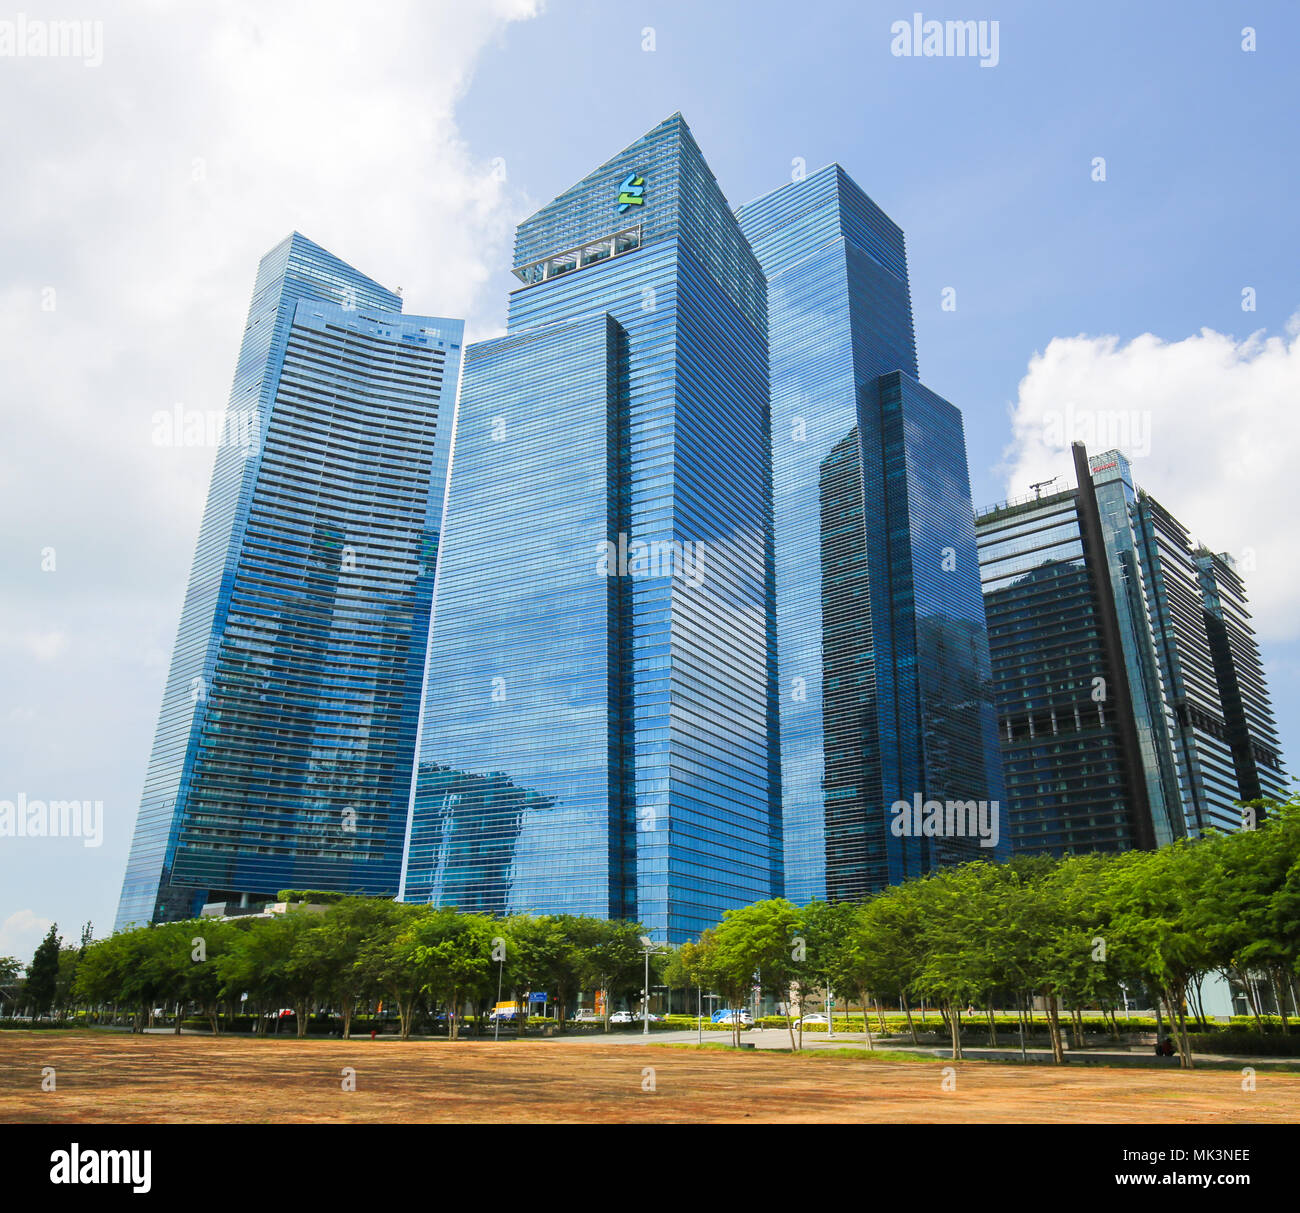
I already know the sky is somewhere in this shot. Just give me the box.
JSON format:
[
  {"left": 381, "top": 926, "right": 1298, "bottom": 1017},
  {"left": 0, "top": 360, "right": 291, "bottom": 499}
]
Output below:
[{"left": 2, "top": 0, "right": 1298, "bottom": 962}]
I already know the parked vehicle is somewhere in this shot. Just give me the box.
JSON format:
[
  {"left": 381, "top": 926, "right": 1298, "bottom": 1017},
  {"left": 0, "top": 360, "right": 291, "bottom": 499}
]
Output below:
[
  {"left": 609, "top": 1010, "right": 634, "bottom": 1024},
  {"left": 571, "top": 1008, "right": 599, "bottom": 1022},
  {"left": 710, "top": 1008, "right": 753, "bottom": 1025},
  {"left": 791, "top": 1014, "right": 829, "bottom": 1029}
]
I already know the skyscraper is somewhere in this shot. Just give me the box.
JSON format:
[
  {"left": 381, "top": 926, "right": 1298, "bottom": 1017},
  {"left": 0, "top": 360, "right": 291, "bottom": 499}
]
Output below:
[
  {"left": 975, "top": 445, "right": 1288, "bottom": 858},
  {"left": 115, "top": 233, "right": 463, "bottom": 929},
  {"left": 404, "top": 115, "right": 780, "bottom": 942},
  {"left": 1197, "top": 551, "right": 1288, "bottom": 810},
  {"left": 734, "top": 166, "right": 1005, "bottom": 901}
]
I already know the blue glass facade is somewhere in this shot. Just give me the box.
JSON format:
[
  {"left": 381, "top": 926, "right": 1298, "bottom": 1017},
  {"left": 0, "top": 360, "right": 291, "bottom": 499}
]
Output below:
[
  {"left": 115, "top": 233, "right": 463, "bottom": 929},
  {"left": 405, "top": 115, "right": 780, "bottom": 942},
  {"left": 736, "top": 167, "right": 1006, "bottom": 901}
]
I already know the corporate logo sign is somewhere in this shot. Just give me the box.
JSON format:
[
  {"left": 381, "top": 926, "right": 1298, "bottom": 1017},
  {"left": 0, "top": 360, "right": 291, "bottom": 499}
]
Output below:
[{"left": 617, "top": 171, "right": 645, "bottom": 213}]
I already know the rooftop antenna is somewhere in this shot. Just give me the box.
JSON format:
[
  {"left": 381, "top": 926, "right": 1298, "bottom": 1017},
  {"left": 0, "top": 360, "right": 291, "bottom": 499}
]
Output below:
[{"left": 1030, "top": 476, "right": 1058, "bottom": 499}]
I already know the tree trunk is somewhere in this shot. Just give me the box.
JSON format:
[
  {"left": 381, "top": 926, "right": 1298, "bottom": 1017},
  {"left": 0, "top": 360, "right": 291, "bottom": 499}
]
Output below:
[
  {"left": 1044, "top": 989, "right": 1064, "bottom": 1063},
  {"left": 1273, "top": 970, "right": 1290, "bottom": 1033},
  {"left": 902, "top": 989, "right": 918, "bottom": 1044},
  {"left": 948, "top": 1001, "right": 963, "bottom": 1061},
  {"left": 1190, "top": 978, "right": 1208, "bottom": 1030},
  {"left": 1163, "top": 986, "right": 1193, "bottom": 1069},
  {"left": 986, "top": 998, "right": 997, "bottom": 1047}
]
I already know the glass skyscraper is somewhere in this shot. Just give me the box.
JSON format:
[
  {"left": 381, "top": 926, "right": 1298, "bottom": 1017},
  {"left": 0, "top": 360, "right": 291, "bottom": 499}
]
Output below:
[
  {"left": 976, "top": 445, "right": 1288, "bottom": 858},
  {"left": 736, "top": 166, "right": 1006, "bottom": 901},
  {"left": 1197, "top": 551, "right": 1289, "bottom": 811},
  {"left": 404, "top": 115, "right": 780, "bottom": 942},
  {"left": 115, "top": 233, "right": 463, "bottom": 929}
]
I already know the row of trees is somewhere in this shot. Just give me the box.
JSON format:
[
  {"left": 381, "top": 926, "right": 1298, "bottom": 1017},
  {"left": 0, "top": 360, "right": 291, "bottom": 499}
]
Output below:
[
  {"left": 685, "top": 799, "right": 1300, "bottom": 1066},
  {"left": 11, "top": 799, "right": 1298, "bottom": 1068},
  {"left": 51, "top": 903, "right": 651, "bottom": 1040}
]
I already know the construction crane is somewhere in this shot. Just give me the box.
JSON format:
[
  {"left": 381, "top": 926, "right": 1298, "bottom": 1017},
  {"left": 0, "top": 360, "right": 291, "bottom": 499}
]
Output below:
[{"left": 1030, "top": 476, "right": 1058, "bottom": 499}]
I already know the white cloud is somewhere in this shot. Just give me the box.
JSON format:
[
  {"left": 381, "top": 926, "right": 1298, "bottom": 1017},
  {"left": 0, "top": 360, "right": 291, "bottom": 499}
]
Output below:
[
  {"left": 0, "top": 1, "right": 541, "bottom": 937},
  {"left": 23, "top": 631, "right": 69, "bottom": 662},
  {"left": 1000, "top": 318, "right": 1300, "bottom": 642},
  {"left": 0, "top": 909, "right": 55, "bottom": 963}
]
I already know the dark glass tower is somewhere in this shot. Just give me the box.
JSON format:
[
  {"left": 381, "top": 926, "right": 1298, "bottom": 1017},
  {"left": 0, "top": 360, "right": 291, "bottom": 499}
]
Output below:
[
  {"left": 976, "top": 463, "right": 1169, "bottom": 855},
  {"left": 115, "top": 233, "right": 463, "bottom": 929},
  {"left": 736, "top": 166, "right": 1006, "bottom": 900},
  {"left": 976, "top": 445, "right": 1288, "bottom": 858},
  {"left": 404, "top": 115, "right": 780, "bottom": 942}
]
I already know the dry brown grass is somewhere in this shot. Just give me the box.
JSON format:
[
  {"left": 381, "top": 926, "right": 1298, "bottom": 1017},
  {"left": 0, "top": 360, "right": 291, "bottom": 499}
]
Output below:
[{"left": 0, "top": 1031, "right": 1291, "bottom": 1123}]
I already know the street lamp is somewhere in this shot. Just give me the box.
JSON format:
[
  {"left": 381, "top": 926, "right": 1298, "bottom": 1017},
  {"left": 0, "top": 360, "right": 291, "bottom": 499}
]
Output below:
[{"left": 639, "top": 936, "right": 663, "bottom": 1038}]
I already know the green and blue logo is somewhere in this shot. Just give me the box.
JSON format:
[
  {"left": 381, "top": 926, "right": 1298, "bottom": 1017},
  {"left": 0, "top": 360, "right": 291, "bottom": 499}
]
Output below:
[{"left": 617, "top": 171, "right": 645, "bottom": 213}]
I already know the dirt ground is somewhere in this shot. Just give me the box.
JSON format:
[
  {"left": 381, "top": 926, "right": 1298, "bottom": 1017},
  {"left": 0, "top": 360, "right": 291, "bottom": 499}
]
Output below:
[{"left": 0, "top": 1032, "right": 1292, "bottom": 1123}]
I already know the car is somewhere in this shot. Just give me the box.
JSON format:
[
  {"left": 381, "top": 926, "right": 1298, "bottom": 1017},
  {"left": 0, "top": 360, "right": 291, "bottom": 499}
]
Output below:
[
  {"left": 609, "top": 1010, "right": 634, "bottom": 1024},
  {"left": 571, "top": 1008, "right": 599, "bottom": 1022},
  {"left": 791, "top": 1014, "right": 829, "bottom": 1029},
  {"left": 710, "top": 1008, "right": 753, "bottom": 1025}
]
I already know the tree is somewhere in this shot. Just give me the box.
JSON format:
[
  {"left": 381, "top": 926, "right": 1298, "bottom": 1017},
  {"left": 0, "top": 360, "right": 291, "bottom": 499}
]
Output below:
[
  {"left": 790, "top": 899, "right": 856, "bottom": 1050},
  {"left": 182, "top": 918, "right": 238, "bottom": 1034},
  {"left": 688, "top": 928, "right": 749, "bottom": 1046},
  {"left": 1109, "top": 845, "right": 1210, "bottom": 1068},
  {"left": 659, "top": 944, "right": 693, "bottom": 1016},
  {"left": 314, "top": 897, "right": 405, "bottom": 1038},
  {"left": 505, "top": 915, "right": 579, "bottom": 1030},
  {"left": 908, "top": 872, "right": 989, "bottom": 1061},
  {"left": 357, "top": 903, "right": 431, "bottom": 1039},
  {"left": 854, "top": 880, "right": 929, "bottom": 1042},
  {"left": 576, "top": 919, "right": 647, "bottom": 1032},
  {"left": 0, "top": 955, "right": 21, "bottom": 1014},
  {"left": 406, "top": 909, "right": 497, "bottom": 1039},
  {"left": 214, "top": 916, "right": 304, "bottom": 1036},
  {"left": 55, "top": 947, "right": 82, "bottom": 1020},
  {"left": 25, "top": 924, "right": 61, "bottom": 1017},
  {"left": 708, "top": 899, "right": 802, "bottom": 1047}
]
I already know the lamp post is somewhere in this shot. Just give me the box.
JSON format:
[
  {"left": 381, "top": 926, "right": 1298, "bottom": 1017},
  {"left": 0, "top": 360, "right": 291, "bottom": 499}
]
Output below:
[
  {"left": 639, "top": 936, "right": 662, "bottom": 1038},
  {"left": 493, "top": 957, "right": 504, "bottom": 1043}
]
